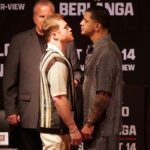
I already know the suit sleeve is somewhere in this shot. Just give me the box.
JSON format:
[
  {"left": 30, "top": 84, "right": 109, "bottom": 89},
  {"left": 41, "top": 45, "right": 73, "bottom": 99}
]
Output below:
[
  {"left": 64, "top": 41, "right": 82, "bottom": 83},
  {"left": 3, "top": 35, "right": 20, "bottom": 118}
]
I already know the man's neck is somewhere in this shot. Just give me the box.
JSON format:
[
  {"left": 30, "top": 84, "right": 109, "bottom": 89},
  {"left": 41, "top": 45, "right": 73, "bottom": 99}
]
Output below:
[
  {"left": 35, "top": 27, "right": 43, "bottom": 36},
  {"left": 49, "top": 40, "right": 66, "bottom": 53}
]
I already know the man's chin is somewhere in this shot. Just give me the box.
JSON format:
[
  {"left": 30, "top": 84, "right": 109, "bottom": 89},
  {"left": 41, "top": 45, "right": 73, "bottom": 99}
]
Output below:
[
  {"left": 81, "top": 31, "right": 85, "bottom": 35},
  {"left": 67, "top": 38, "right": 74, "bottom": 43},
  {"left": 70, "top": 36, "right": 74, "bottom": 41}
]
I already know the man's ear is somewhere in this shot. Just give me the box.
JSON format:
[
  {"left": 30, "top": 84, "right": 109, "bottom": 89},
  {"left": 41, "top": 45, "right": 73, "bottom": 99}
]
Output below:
[
  {"left": 33, "top": 15, "right": 36, "bottom": 25},
  {"left": 52, "top": 31, "right": 58, "bottom": 40},
  {"left": 95, "top": 22, "right": 101, "bottom": 31}
]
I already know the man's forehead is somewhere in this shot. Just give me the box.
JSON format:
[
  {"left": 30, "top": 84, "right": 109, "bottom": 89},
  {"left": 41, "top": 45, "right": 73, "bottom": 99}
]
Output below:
[
  {"left": 34, "top": 4, "right": 52, "bottom": 13},
  {"left": 84, "top": 12, "right": 92, "bottom": 19}
]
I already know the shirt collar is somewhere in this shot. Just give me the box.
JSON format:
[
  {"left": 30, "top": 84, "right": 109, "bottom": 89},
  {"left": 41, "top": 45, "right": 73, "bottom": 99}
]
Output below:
[
  {"left": 46, "top": 43, "right": 64, "bottom": 56},
  {"left": 93, "top": 33, "right": 111, "bottom": 49}
]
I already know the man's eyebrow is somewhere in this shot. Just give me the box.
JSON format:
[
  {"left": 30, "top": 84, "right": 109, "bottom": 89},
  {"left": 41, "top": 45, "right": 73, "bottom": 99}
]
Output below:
[
  {"left": 39, "top": 15, "right": 45, "bottom": 17},
  {"left": 83, "top": 17, "right": 88, "bottom": 21}
]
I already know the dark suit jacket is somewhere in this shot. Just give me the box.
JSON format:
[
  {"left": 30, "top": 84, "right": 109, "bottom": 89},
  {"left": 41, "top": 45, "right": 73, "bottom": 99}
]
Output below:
[{"left": 3, "top": 28, "right": 81, "bottom": 129}]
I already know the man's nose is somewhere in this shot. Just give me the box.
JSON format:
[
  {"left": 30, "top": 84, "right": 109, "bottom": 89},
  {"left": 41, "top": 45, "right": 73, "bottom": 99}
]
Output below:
[{"left": 80, "top": 20, "right": 83, "bottom": 25}]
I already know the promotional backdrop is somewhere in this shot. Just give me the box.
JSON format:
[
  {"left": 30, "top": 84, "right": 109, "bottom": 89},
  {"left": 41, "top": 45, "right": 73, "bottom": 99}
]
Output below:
[{"left": 0, "top": 0, "right": 149, "bottom": 149}]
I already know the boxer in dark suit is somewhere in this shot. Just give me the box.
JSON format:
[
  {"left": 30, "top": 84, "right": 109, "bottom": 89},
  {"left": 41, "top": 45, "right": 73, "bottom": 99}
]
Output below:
[{"left": 3, "top": 1, "right": 81, "bottom": 150}]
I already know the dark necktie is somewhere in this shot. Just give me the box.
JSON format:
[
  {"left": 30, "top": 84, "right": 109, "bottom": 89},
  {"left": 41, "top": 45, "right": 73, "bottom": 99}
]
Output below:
[{"left": 37, "top": 34, "right": 47, "bottom": 53}]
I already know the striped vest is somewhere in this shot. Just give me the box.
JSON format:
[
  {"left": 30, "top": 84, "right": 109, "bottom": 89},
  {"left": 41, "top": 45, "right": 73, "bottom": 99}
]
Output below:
[{"left": 40, "top": 49, "right": 75, "bottom": 131}]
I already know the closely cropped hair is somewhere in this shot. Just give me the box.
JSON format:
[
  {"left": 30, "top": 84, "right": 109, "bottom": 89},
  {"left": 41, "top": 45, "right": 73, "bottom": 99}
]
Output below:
[
  {"left": 42, "top": 13, "right": 64, "bottom": 41},
  {"left": 86, "top": 6, "right": 110, "bottom": 30},
  {"left": 33, "top": 0, "right": 55, "bottom": 15}
]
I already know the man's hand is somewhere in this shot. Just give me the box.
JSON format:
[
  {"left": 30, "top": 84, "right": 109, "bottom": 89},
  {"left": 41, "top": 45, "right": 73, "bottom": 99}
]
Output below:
[
  {"left": 81, "top": 124, "right": 94, "bottom": 140},
  {"left": 6, "top": 114, "right": 20, "bottom": 125},
  {"left": 69, "top": 128, "right": 82, "bottom": 145}
]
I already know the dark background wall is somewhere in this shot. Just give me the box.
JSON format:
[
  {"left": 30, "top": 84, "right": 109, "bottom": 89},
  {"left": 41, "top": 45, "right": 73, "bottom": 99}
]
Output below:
[{"left": 0, "top": 0, "right": 149, "bottom": 149}]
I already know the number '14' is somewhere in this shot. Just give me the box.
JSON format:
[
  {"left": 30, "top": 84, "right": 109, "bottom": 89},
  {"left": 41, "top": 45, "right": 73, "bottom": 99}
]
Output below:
[{"left": 122, "top": 49, "right": 136, "bottom": 60}]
